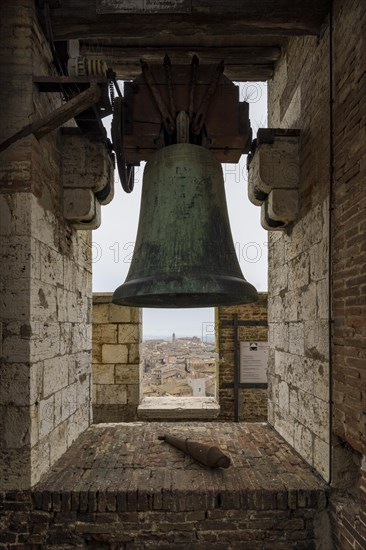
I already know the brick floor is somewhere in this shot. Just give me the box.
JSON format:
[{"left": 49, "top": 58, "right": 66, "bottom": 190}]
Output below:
[
  {"left": 1, "top": 423, "right": 330, "bottom": 548},
  {"left": 33, "top": 422, "right": 327, "bottom": 513}
]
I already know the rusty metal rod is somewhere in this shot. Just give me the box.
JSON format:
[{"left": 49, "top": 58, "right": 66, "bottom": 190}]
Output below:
[
  {"left": 140, "top": 59, "right": 175, "bottom": 134},
  {"left": 191, "top": 59, "right": 224, "bottom": 135},
  {"left": 163, "top": 54, "right": 176, "bottom": 120},
  {"left": 158, "top": 433, "right": 231, "bottom": 469},
  {"left": 188, "top": 54, "right": 199, "bottom": 124},
  {"left": 0, "top": 84, "right": 101, "bottom": 153}
]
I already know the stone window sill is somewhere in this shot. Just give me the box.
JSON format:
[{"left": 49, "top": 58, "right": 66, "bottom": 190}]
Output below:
[{"left": 137, "top": 397, "right": 220, "bottom": 420}]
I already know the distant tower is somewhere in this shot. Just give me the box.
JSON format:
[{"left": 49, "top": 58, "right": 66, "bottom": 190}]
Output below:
[{"left": 172, "top": 332, "right": 176, "bottom": 342}]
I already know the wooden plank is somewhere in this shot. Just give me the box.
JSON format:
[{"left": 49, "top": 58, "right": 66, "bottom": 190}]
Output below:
[
  {"left": 50, "top": 16, "right": 324, "bottom": 41},
  {"left": 33, "top": 76, "right": 108, "bottom": 84},
  {"left": 96, "top": 0, "right": 192, "bottom": 14},
  {"left": 35, "top": 84, "right": 101, "bottom": 139},
  {"left": 51, "top": 0, "right": 329, "bottom": 19},
  {"left": 33, "top": 75, "right": 108, "bottom": 92},
  {"left": 82, "top": 34, "right": 284, "bottom": 48},
  {"left": 191, "top": 0, "right": 329, "bottom": 17},
  {"left": 80, "top": 45, "right": 281, "bottom": 65},
  {"left": 75, "top": 47, "right": 276, "bottom": 80},
  {"left": 224, "top": 65, "right": 274, "bottom": 81},
  {"left": 0, "top": 84, "right": 101, "bottom": 152},
  {"left": 84, "top": 62, "right": 274, "bottom": 82},
  {"left": 48, "top": 0, "right": 330, "bottom": 40}
]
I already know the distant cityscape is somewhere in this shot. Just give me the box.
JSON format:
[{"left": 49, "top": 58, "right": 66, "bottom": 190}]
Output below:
[
  {"left": 141, "top": 334, "right": 218, "bottom": 398},
  {"left": 144, "top": 334, "right": 216, "bottom": 342}
]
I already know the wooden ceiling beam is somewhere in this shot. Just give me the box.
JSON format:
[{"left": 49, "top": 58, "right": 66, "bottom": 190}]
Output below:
[
  {"left": 221, "top": 65, "right": 274, "bottom": 82},
  {"left": 99, "top": 63, "right": 273, "bottom": 82},
  {"left": 80, "top": 46, "right": 281, "bottom": 64},
  {"left": 47, "top": 0, "right": 330, "bottom": 40},
  {"left": 79, "top": 45, "right": 280, "bottom": 80}
]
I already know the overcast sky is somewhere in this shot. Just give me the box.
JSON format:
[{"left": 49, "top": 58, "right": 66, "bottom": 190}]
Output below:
[{"left": 92, "top": 82, "right": 268, "bottom": 339}]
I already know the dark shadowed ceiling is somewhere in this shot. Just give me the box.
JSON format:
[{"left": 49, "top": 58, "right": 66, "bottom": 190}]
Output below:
[{"left": 46, "top": 0, "right": 330, "bottom": 80}]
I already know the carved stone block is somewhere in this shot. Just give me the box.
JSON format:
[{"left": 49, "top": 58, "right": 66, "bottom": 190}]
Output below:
[{"left": 247, "top": 129, "right": 300, "bottom": 230}]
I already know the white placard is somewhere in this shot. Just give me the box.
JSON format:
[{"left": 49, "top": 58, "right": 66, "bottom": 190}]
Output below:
[
  {"left": 240, "top": 341, "right": 268, "bottom": 384},
  {"left": 97, "top": 0, "right": 191, "bottom": 13}
]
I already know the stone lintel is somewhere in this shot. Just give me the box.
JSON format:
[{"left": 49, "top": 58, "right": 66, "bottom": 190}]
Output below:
[
  {"left": 137, "top": 397, "right": 220, "bottom": 420},
  {"left": 93, "top": 292, "right": 113, "bottom": 304}
]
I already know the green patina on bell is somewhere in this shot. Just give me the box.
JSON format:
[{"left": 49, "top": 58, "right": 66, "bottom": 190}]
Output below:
[{"left": 112, "top": 143, "right": 258, "bottom": 308}]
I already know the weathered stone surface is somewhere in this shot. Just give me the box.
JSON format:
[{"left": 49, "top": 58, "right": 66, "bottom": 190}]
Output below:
[
  {"left": 92, "top": 303, "right": 109, "bottom": 324},
  {"left": 128, "top": 343, "right": 140, "bottom": 364},
  {"left": 108, "top": 305, "right": 131, "bottom": 323},
  {"left": 288, "top": 323, "right": 305, "bottom": 356},
  {"left": 92, "top": 295, "right": 142, "bottom": 422},
  {"left": 0, "top": 195, "right": 12, "bottom": 235},
  {"left": 49, "top": 422, "right": 67, "bottom": 465},
  {"left": 313, "top": 436, "right": 330, "bottom": 480},
  {"left": 95, "top": 384, "right": 127, "bottom": 405},
  {"left": 2, "top": 405, "right": 31, "bottom": 449},
  {"left": 0, "top": 69, "right": 93, "bottom": 487},
  {"left": 268, "top": 27, "right": 331, "bottom": 478},
  {"left": 127, "top": 384, "right": 139, "bottom": 404},
  {"left": 130, "top": 307, "right": 142, "bottom": 324},
  {"left": 115, "top": 364, "right": 139, "bottom": 384},
  {"left": 63, "top": 188, "right": 95, "bottom": 221},
  {"left": 268, "top": 188, "right": 299, "bottom": 222},
  {"left": 92, "top": 363, "right": 115, "bottom": 385},
  {"left": 138, "top": 397, "right": 220, "bottom": 420},
  {"left": 304, "top": 320, "right": 328, "bottom": 361},
  {"left": 61, "top": 133, "right": 114, "bottom": 194},
  {"left": 117, "top": 324, "right": 140, "bottom": 344},
  {"left": 0, "top": 363, "right": 32, "bottom": 407},
  {"left": 93, "top": 323, "right": 118, "bottom": 344},
  {"left": 39, "top": 395, "right": 55, "bottom": 440},
  {"left": 101, "top": 344, "right": 129, "bottom": 364},
  {"left": 30, "top": 438, "right": 51, "bottom": 486},
  {"left": 43, "top": 356, "right": 69, "bottom": 398}
]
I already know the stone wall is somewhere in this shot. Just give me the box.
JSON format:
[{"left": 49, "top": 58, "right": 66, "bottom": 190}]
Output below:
[
  {"left": 267, "top": 18, "right": 331, "bottom": 480},
  {"left": 218, "top": 293, "right": 268, "bottom": 421},
  {"left": 0, "top": 2, "right": 92, "bottom": 489},
  {"left": 92, "top": 293, "right": 141, "bottom": 422}
]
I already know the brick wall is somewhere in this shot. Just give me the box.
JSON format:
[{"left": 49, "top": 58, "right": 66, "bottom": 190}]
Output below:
[
  {"left": 329, "top": 0, "right": 366, "bottom": 547},
  {"left": 0, "top": 422, "right": 330, "bottom": 549},
  {"left": 0, "top": 2, "right": 92, "bottom": 489},
  {"left": 331, "top": 0, "right": 366, "bottom": 463},
  {"left": 92, "top": 293, "right": 141, "bottom": 422},
  {"left": 330, "top": 469, "right": 366, "bottom": 550},
  {"left": 218, "top": 293, "right": 268, "bottom": 421},
  {"left": 0, "top": 493, "right": 328, "bottom": 549},
  {"left": 268, "top": 0, "right": 366, "bottom": 547}
]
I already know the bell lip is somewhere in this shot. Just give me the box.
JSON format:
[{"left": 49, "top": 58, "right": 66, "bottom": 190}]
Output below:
[
  {"left": 112, "top": 294, "right": 259, "bottom": 308},
  {"left": 112, "top": 276, "right": 258, "bottom": 309}
]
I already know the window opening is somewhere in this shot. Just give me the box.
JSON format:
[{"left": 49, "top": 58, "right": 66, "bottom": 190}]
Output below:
[{"left": 141, "top": 308, "right": 217, "bottom": 399}]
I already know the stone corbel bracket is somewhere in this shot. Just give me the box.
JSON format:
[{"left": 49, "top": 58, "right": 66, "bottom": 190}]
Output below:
[
  {"left": 247, "top": 128, "right": 300, "bottom": 230},
  {"left": 62, "top": 130, "right": 115, "bottom": 229}
]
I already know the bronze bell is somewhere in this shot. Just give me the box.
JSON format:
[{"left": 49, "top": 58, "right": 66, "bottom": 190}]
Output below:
[{"left": 112, "top": 143, "right": 258, "bottom": 308}]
